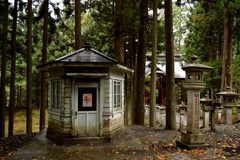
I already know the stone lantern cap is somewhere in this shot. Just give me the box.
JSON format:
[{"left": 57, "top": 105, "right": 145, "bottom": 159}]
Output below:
[
  {"left": 181, "top": 55, "right": 213, "bottom": 72},
  {"left": 217, "top": 87, "right": 239, "bottom": 108},
  {"left": 200, "top": 94, "right": 212, "bottom": 102},
  {"left": 177, "top": 101, "right": 187, "bottom": 114},
  {"left": 200, "top": 95, "right": 214, "bottom": 111},
  {"left": 200, "top": 98, "right": 212, "bottom": 102},
  {"left": 216, "top": 87, "right": 239, "bottom": 97},
  {"left": 177, "top": 101, "right": 187, "bottom": 108}
]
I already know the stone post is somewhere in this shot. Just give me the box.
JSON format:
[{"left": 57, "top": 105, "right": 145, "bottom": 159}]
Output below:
[
  {"left": 211, "top": 102, "right": 221, "bottom": 131},
  {"left": 224, "top": 107, "right": 233, "bottom": 124},
  {"left": 237, "top": 104, "right": 240, "bottom": 121},
  {"left": 144, "top": 105, "right": 150, "bottom": 120},
  {"left": 202, "top": 108, "right": 210, "bottom": 129},
  {"left": 159, "top": 106, "right": 166, "bottom": 127},
  {"left": 217, "top": 87, "right": 239, "bottom": 125},
  {"left": 156, "top": 106, "right": 161, "bottom": 124},
  {"left": 200, "top": 95, "right": 213, "bottom": 130},
  {"left": 176, "top": 56, "right": 212, "bottom": 149},
  {"left": 177, "top": 101, "right": 187, "bottom": 131},
  {"left": 217, "top": 106, "right": 223, "bottom": 123}
]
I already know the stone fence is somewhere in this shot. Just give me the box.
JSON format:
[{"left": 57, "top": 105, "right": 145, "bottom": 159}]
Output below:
[{"left": 144, "top": 101, "right": 240, "bottom": 131}]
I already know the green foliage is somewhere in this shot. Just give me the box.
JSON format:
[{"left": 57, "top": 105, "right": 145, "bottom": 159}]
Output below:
[
  {"left": 202, "top": 59, "right": 222, "bottom": 92},
  {"left": 232, "top": 55, "right": 240, "bottom": 93},
  {"left": 1, "top": 0, "right": 240, "bottom": 109},
  {"left": 183, "top": 0, "right": 240, "bottom": 95},
  {"left": 183, "top": 2, "right": 224, "bottom": 62}
]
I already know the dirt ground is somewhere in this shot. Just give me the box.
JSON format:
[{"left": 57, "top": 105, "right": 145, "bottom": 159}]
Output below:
[{"left": 2, "top": 123, "right": 240, "bottom": 160}]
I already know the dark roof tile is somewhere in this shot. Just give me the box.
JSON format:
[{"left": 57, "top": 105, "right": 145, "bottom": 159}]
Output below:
[{"left": 55, "top": 47, "right": 117, "bottom": 63}]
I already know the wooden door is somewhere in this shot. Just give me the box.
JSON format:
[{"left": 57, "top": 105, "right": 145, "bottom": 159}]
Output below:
[{"left": 76, "top": 85, "right": 99, "bottom": 136}]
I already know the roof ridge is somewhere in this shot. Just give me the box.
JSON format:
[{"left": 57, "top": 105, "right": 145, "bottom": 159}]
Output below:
[
  {"left": 54, "top": 48, "right": 84, "bottom": 61},
  {"left": 90, "top": 48, "right": 118, "bottom": 63}
]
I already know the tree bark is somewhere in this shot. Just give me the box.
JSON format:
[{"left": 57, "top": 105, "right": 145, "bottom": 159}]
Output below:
[
  {"left": 164, "top": 0, "right": 177, "bottom": 130},
  {"left": 135, "top": 0, "right": 148, "bottom": 125},
  {"left": 40, "top": 0, "right": 48, "bottom": 132},
  {"left": 221, "top": 6, "right": 233, "bottom": 91},
  {"left": 0, "top": 0, "right": 8, "bottom": 137},
  {"left": 114, "top": 0, "right": 124, "bottom": 63},
  {"left": 125, "top": 0, "right": 137, "bottom": 125},
  {"left": 75, "top": 0, "right": 82, "bottom": 50},
  {"left": 26, "top": 0, "right": 33, "bottom": 134},
  {"left": 9, "top": 0, "right": 18, "bottom": 136},
  {"left": 150, "top": 0, "right": 158, "bottom": 127}
]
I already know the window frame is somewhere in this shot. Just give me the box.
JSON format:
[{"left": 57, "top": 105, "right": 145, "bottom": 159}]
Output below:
[
  {"left": 113, "top": 79, "right": 122, "bottom": 111},
  {"left": 51, "top": 79, "right": 61, "bottom": 112}
]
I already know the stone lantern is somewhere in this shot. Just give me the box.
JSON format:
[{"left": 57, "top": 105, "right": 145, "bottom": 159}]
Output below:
[
  {"left": 176, "top": 55, "right": 213, "bottom": 149},
  {"left": 217, "top": 87, "right": 239, "bottom": 124}
]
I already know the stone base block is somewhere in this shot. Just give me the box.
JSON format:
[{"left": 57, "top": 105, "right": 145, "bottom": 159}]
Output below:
[
  {"left": 180, "top": 131, "right": 206, "bottom": 144},
  {"left": 176, "top": 131, "right": 210, "bottom": 149},
  {"left": 176, "top": 140, "right": 210, "bottom": 150}
]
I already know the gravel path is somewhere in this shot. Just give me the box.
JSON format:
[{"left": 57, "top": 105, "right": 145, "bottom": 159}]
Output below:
[{"left": 1, "top": 123, "right": 240, "bottom": 160}]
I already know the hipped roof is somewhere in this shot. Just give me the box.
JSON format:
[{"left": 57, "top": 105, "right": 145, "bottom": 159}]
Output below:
[{"left": 38, "top": 44, "right": 132, "bottom": 73}]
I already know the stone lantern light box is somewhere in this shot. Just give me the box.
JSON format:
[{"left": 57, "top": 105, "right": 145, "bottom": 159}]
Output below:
[{"left": 38, "top": 43, "right": 133, "bottom": 144}]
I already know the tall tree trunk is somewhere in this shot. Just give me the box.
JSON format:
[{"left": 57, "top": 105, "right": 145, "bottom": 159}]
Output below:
[
  {"left": 164, "top": 0, "right": 176, "bottom": 130},
  {"left": 26, "top": 0, "right": 33, "bottom": 134},
  {"left": 125, "top": 0, "right": 137, "bottom": 125},
  {"left": 75, "top": 0, "right": 81, "bottom": 50},
  {"left": 40, "top": 0, "right": 48, "bottom": 131},
  {"left": 135, "top": 0, "right": 148, "bottom": 125},
  {"left": 150, "top": 0, "right": 158, "bottom": 127},
  {"left": 221, "top": 6, "right": 233, "bottom": 91},
  {"left": 9, "top": 0, "right": 18, "bottom": 136},
  {"left": 114, "top": 0, "right": 124, "bottom": 63},
  {"left": 0, "top": 0, "right": 8, "bottom": 138}
]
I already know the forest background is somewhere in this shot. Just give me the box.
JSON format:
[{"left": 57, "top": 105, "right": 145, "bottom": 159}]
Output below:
[{"left": 0, "top": 0, "right": 240, "bottom": 137}]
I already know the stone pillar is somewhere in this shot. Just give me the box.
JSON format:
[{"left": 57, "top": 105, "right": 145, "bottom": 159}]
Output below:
[
  {"left": 176, "top": 56, "right": 212, "bottom": 149},
  {"left": 203, "top": 108, "right": 210, "bottom": 129},
  {"left": 217, "top": 107, "right": 223, "bottom": 123},
  {"left": 237, "top": 104, "right": 240, "bottom": 121},
  {"left": 156, "top": 106, "right": 161, "bottom": 124},
  {"left": 159, "top": 106, "right": 165, "bottom": 127},
  {"left": 210, "top": 102, "right": 220, "bottom": 131},
  {"left": 224, "top": 107, "right": 233, "bottom": 124},
  {"left": 177, "top": 102, "right": 187, "bottom": 131},
  {"left": 210, "top": 108, "right": 215, "bottom": 131},
  {"left": 200, "top": 96, "right": 213, "bottom": 130}
]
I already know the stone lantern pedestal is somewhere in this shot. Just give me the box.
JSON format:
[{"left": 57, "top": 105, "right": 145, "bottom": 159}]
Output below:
[
  {"left": 217, "top": 88, "right": 239, "bottom": 124},
  {"left": 176, "top": 56, "right": 213, "bottom": 149}
]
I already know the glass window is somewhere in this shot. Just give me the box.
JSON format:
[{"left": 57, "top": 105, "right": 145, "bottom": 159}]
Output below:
[
  {"left": 51, "top": 80, "right": 61, "bottom": 110},
  {"left": 113, "top": 80, "right": 122, "bottom": 110}
]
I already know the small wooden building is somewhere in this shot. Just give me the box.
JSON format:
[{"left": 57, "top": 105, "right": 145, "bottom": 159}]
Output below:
[{"left": 38, "top": 44, "right": 133, "bottom": 144}]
